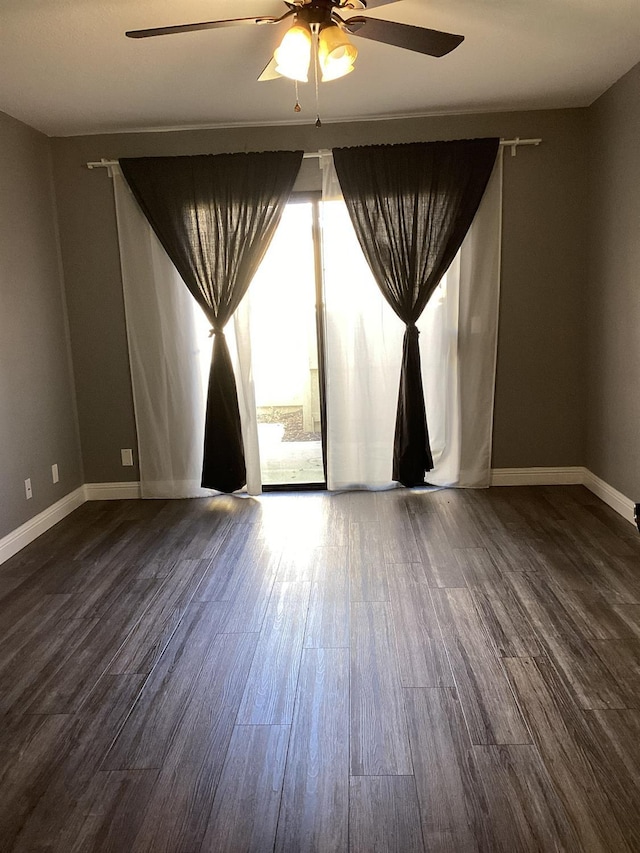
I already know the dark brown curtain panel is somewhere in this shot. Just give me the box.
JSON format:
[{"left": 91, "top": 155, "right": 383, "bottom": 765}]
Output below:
[
  {"left": 120, "top": 150, "right": 303, "bottom": 493},
  {"left": 332, "top": 138, "right": 499, "bottom": 487}
]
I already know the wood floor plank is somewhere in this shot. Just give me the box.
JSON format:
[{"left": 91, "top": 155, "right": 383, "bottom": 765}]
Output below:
[
  {"left": 374, "top": 492, "right": 421, "bottom": 563},
  {"left": 349, "top": 521, "right": 389, "bottom": 602},
  {"left": 466, "top": 491, "right": 545, "bottom": 574},
  {"left": 277, "top": 544, "right": 325, "bottom": 582},
  {"left": 304, "top": 546, "right": 349, "bottom": 648},
  {"left": 0, "top": 501, "right": 119, "bottom": 579},
  {"left": 582, "top": 709, "right": 640, "bottom": 850},
  {"left": 543, "top": 493, "right": 637, "bottom": 559},
  {"left": 0, "top": 575, "right": 26, "bottom": 600},
  {"left": 431, "top": 588, "right": 530, "bottom": 744},
  {"left": 0, "top": 591, "right": 76, "bottom": 665},
  {"left": 12, "top": 674, "right": 148, "bottom": 852},
  {"left": 505, "top": 655, "right": 631, "bottom": 852},
  {"left": 594, "top": 553, "right": 640, "bottom": 604},
  {"left": 128, "top": 631, "right": 258, "bottom": 852},
  {"left": 481, "top": 527, "right": 545, "bottom": 573},
  {"left": 589, "top": 638, "right": 640, "bottom": 708},
  {"left": 323, "top": 493, "right": 351, "bottom": 548},
  {"left": 586, "top": 500, "right": 640, "bottom": 543},
  {"left": 454, "top": 547, "right": 541, "bottom": 657},
  {"left": 349, "top": 776, "right": 425, "bottom": 853},
  {"left": 67, "top": 770, "right": 160, "bottom": 853},
  {"left": 53, "top": 551, "right": 159, "bottom": 619},
  {"left": 275, "top": 648, "right": 349, "bottom": 853},
  {"left": 141, "top": 503, "right": 234, "bottom": 565},
  {"left": 200, "top": 725, "right": 289, "bottom": 853},
  {"left": 194, "top": 522, "right": 266, "bottom": 602},
  {"left": 481, "top": 487, "right": 542, "bottom": 529},
  {"left": 216, "top": 544, "right": 280, "bottom": 633},
  {"left": 0, "top": 611, "right": 99, "bottom": 715},
  {"left": 526, "top": 526, "right": 599, "bottom": 592},
  {"left": 472, "top": 744, "right": 580, "bottom": 851},
  {"left": 0, "top": 574, "right": 69, "bottom": 637},
  {"left": 431, "top": 490, "right": 486, "bottom": 549},
  {"left": 388, "top": 564, "right": 454, "bottom": 687},
  {"left": 236, "top": 581, "right": 311, "bottom": 725},
  {"left": 350, "top": 601, "right": 413, "bottom": 775},
  {"left": 508, "top": 573, "right": 628, "bottom": 709},
  {"left": 409, "top": 509, "right": 467, "bottom": 588},
  {"left": 404, "top": 687, "right": 484, "bottom": 852},
  {"left": 611, "top": 604, "right": 640, "bottom": 638},
  {"left": 535, "top": 572, "right": 640, "bottom": 640},
  {"left": 23, "top": 586, "right": 163, "bottom": 715},
  {"left": 103, "top": 601, "right": 230, "bottom": 770},
  {"left": 0, "top": 714, "right": 71, "bottom": 849},
  {"left": 64, "top": 519, "right": 141, "bottom": 570},
  {"left": 107, "top": 558, "right": 213, "bottom": 674},
  {"left": 545, "top": 520, "right": 640, "bottom": 603}
]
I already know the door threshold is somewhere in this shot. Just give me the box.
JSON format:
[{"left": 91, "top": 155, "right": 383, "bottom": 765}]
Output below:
[{"left": 262, "top": 482, "right": 327, "bottom": 493}]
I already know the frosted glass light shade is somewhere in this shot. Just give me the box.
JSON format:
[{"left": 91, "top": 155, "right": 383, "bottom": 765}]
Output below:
[
  {"left": 274, "top": 23, "right": 312, "bottom": 82},
  {"left": 318, "top": 25, "right": 358, "bottom": 81}
]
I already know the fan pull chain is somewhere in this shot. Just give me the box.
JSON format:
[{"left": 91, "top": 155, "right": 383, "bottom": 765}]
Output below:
[
  {"left": 294, "top": 80, "right": 302, "bottom": 113},
  {"left": 313, "top": 30, "right": 322, "bottom": 127}
]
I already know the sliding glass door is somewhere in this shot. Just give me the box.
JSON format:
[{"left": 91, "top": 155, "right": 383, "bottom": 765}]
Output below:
[{"left": 247, "top": 194, "right": 326, "bottom": 488}]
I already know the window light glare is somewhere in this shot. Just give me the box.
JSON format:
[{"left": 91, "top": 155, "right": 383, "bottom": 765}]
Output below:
[{"left": 274, "top": 23, "right": 312, "bottom": 82}]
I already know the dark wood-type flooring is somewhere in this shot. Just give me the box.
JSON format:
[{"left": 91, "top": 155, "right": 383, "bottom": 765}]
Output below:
[{"left": 1, "top": 485, "right": 640, "bottom": 851}]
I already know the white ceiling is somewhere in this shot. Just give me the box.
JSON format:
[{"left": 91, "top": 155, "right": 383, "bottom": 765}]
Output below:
[{"left": 1, "top": 0, "right": 640, "bottom": 137}]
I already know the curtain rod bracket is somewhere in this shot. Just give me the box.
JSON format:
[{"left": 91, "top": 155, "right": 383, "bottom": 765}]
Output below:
[
  {"left": 87, "top": 157, "right": 119, "bottom": 177},
  {"left": 500, "top": 136, "right": 542, "bottom": 157}
]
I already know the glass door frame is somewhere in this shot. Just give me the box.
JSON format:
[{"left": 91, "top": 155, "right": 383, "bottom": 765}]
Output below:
[{"left": 262, "top": 190, "right": 328, "bottom": 492}]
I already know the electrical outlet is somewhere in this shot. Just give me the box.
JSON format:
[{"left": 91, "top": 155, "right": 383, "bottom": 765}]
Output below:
[
  {"left": 635, "top": 503, "right": 640, "bottom": 534},
  {"left": 52, "top": 463, "right": 59, "bottom": 484},
  {"left": 121, "top": 448, "right": 134, "bottom": 467},
  {"left": 25, "top": 478, "right": 32, "bottom": 500}
]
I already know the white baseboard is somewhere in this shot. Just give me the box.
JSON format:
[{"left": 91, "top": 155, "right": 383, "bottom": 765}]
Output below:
[
  {"left": 582, "top": 469, "right": 636, "bottom": 525},
  {"left": 490, "top": 466, "right": 585, "bottom": 487},
  {"left": 84, "top": 482, "right": 142, "bottom": 500},
  {"left": 491, "top": 466, "right": 635, "bottom": 526},
  {"left": 0, "top": 486, "right": 85, "bottom": 566}
]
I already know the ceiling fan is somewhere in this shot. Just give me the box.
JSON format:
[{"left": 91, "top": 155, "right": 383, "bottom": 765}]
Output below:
[{"left": 126, "top": 1, "right": 464, "bottom": 84}]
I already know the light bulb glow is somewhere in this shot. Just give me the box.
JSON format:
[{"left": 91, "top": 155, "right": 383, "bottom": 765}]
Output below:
[
  {"left": 274, "top": 23, "right": 312, "bottom": 82},
  {"left": 318, "top": 25, "right": 358, "bottom": 82}
]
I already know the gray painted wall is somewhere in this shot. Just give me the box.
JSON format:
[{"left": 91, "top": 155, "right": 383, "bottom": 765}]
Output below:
[
  {"left": 587, "top": 61, "right": 640, "bottom": 500},
  {"left": 51, "top": 107, "right": 589, "bottom": 483},
  {"left": 0, "top": 111, "right": 82, "bottom": 538}
]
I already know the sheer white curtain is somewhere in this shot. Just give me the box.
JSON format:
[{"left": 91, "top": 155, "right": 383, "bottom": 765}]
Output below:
[
  {"left": 320, "top": 150, "right": 502, "bottom": 490},
  {"left": 112, "top": 171, "right": 261, "bottom": 497}
]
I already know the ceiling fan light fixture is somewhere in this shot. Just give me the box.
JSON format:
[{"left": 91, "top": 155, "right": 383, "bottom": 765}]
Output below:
[
  {"left": 274, "top": 21, "right": 312, "bottom": 82},
  {"left": 318, "top": 24, "right": 358, "bottom": 82}
]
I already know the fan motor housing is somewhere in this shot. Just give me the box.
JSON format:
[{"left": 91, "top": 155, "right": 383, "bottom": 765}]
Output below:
[{"left": 290, "top": 0, "right": 339, "bottom": 26}]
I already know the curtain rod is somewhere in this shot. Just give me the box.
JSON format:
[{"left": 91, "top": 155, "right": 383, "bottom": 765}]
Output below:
[{"left": 86, "top": 138, "right": 541, "bottom": 170}]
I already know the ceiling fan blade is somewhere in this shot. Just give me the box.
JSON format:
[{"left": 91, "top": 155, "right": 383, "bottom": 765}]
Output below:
[
  {"left": 258, "top": 57, "right": 282, "bottom": 82},
  {"left": 344, "top": 16, "right": 464, "bottom": 57},
  {"left": 126, "top": 16, "right": 282, "bottom": 39},
  {"left": 339, "top": 0, "right": 401, "bottom": 8},
  {"left": 338, "top": 0, "right": 399, "bottom": 11}
]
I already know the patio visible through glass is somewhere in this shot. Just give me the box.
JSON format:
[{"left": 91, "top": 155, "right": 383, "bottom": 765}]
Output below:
[{"left": 248, "top": 200, "right": 324, "bottom": 486}]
